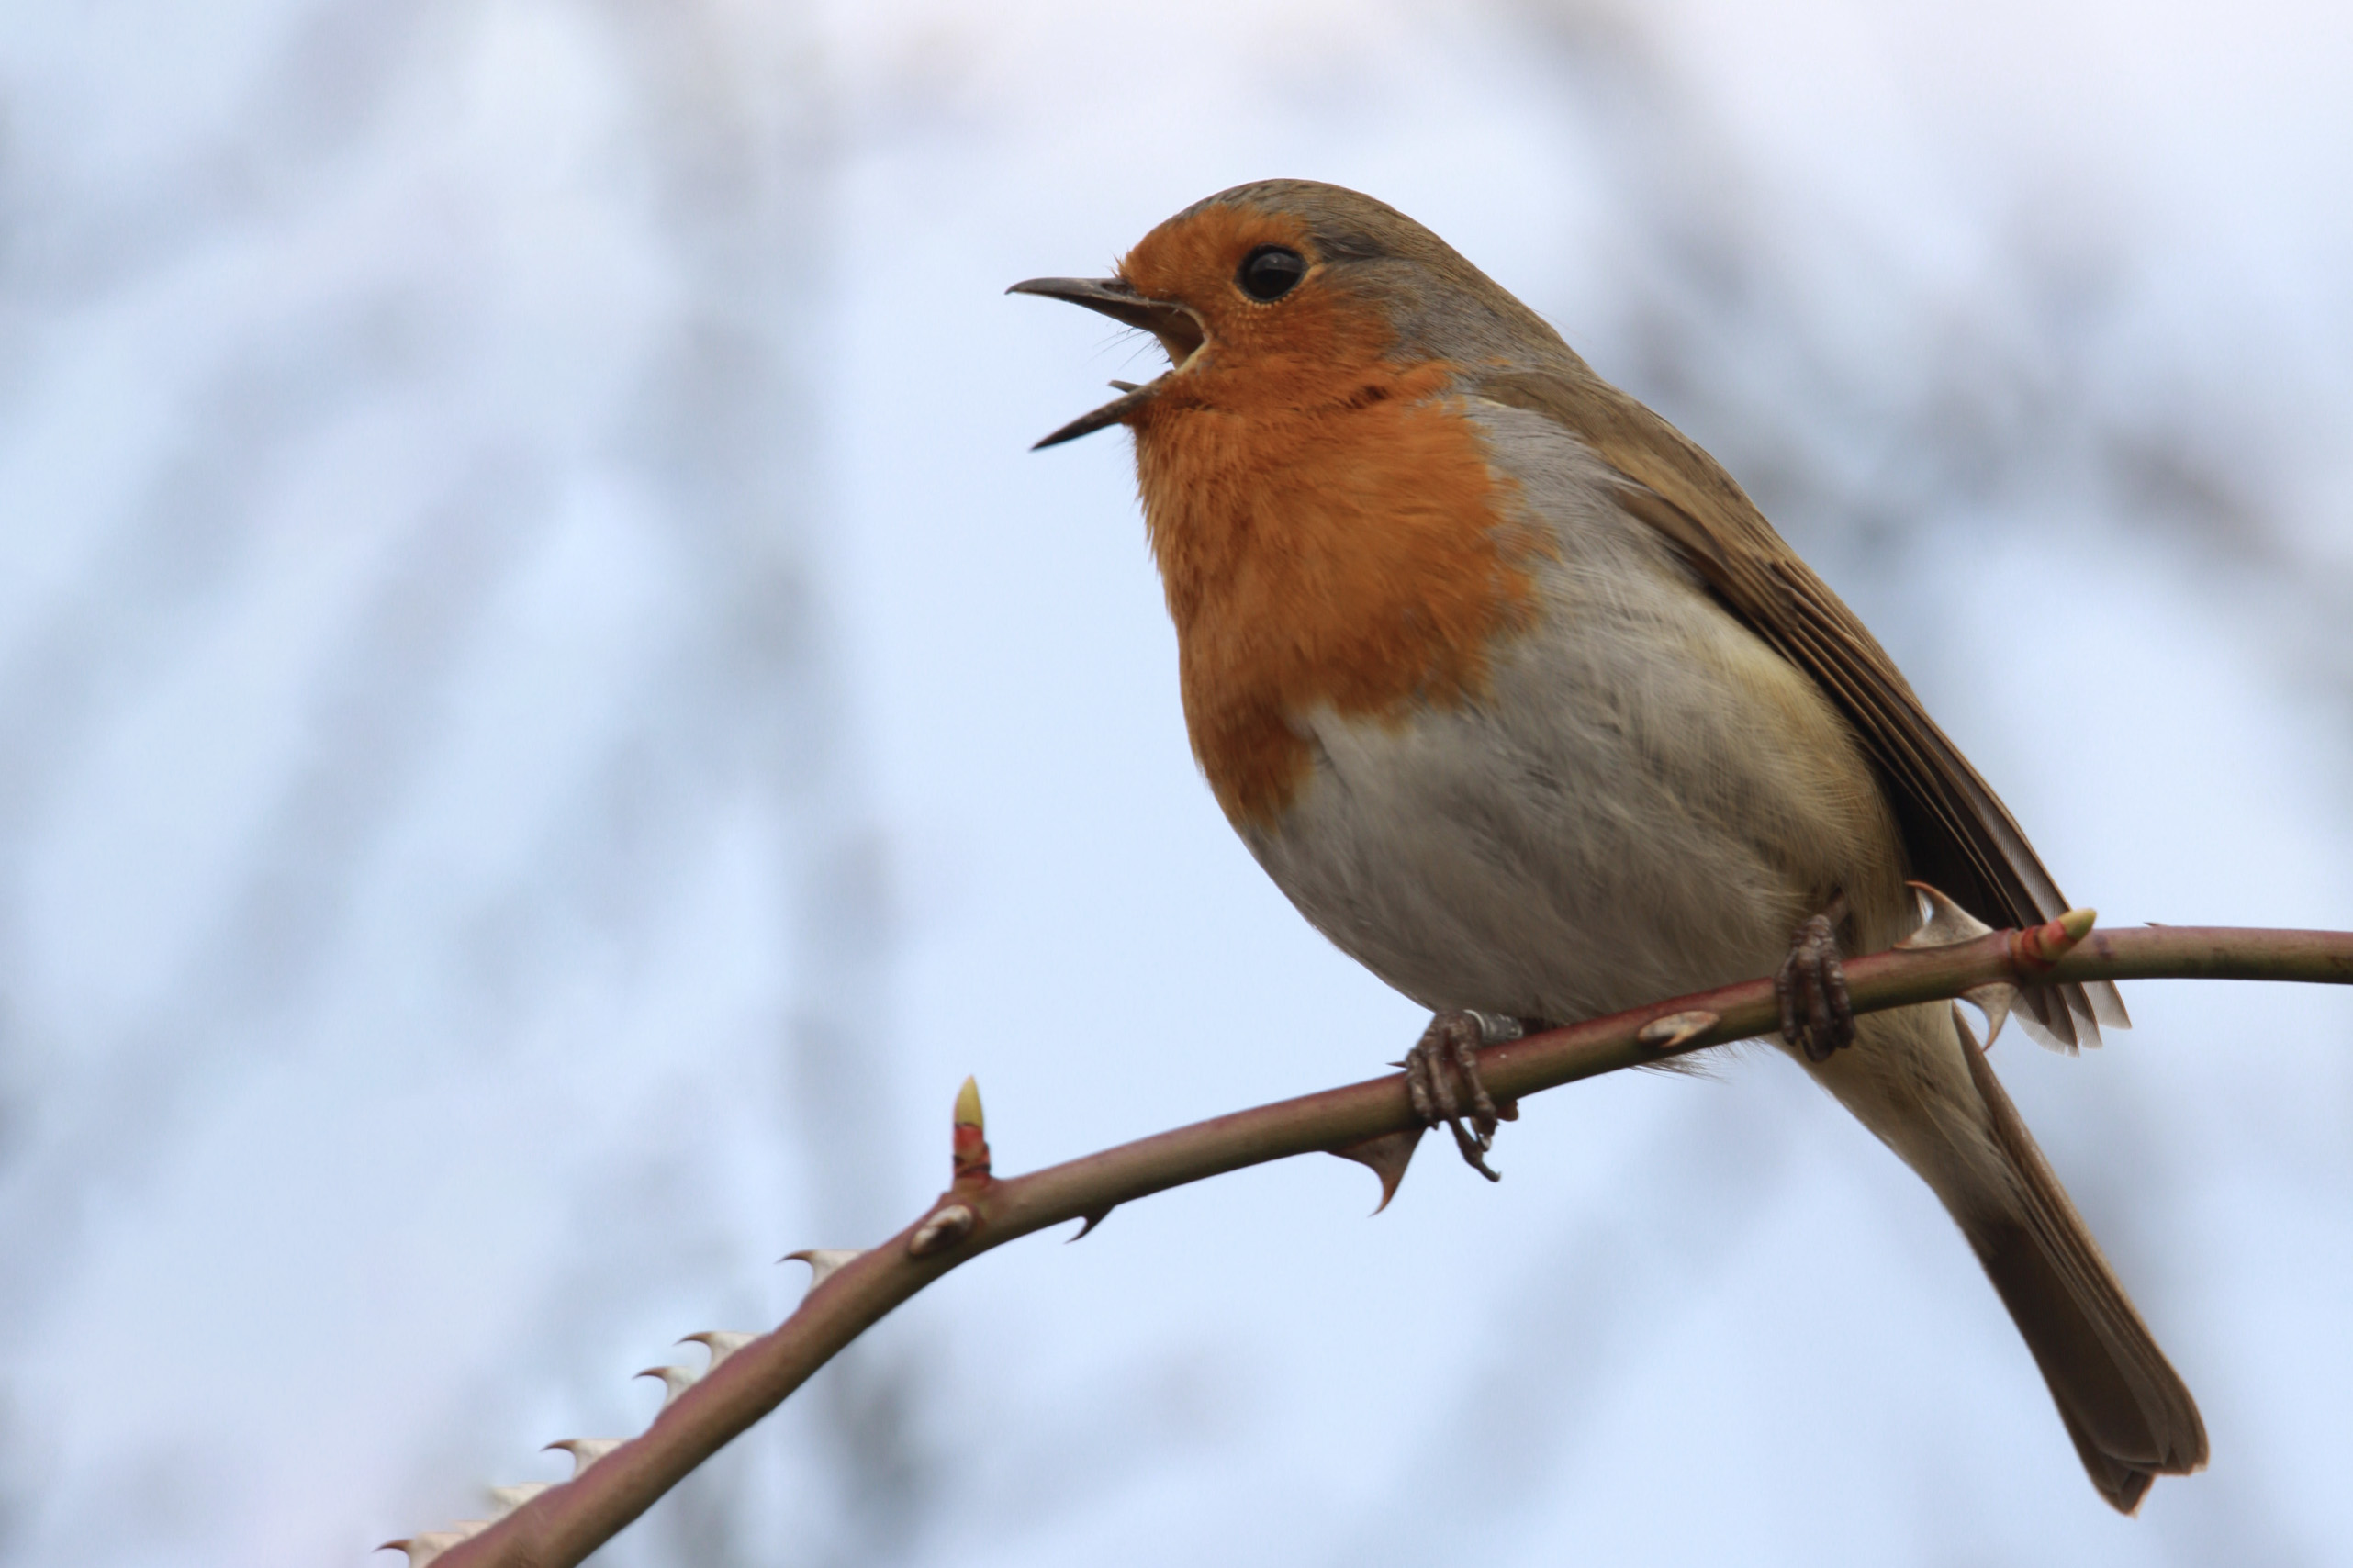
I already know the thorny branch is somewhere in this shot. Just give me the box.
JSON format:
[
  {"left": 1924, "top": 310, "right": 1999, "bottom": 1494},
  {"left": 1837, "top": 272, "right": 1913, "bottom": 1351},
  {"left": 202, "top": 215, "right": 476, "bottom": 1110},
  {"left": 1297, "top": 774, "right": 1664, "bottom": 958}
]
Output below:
[{"left": 393, "top": 912, "right": 2353, "bottom": 1567}]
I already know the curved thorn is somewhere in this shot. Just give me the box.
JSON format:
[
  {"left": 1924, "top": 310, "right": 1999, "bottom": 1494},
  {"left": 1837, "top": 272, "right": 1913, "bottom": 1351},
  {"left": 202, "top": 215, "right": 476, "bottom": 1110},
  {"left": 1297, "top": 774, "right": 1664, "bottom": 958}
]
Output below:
[
  {"left": 1068, "top": 1206, "right": 1113, "bottom": 1241},
  {"left": 1962, "top": 981, "right": 2019, "bottom": 1047},
  {"left": 681, "top": 1329, "right": 756, "bottom": 1367},
  {"left": 1899, "top": 881, "right": 1995, "bottom": 949},
  {"left": 544, "top": 1438, "right": 624, "bottom": 1476},
  {"left": 378, "top": 1533, "right": 465, "bottom": 1565},
  {"left": 487, "top": 1483, "right": 549, "bottom": 1515},
  {"left": 1330, "top": 1126, "right": 1423, "bottom": 1213},
  {"left": 782, "top": 1249, "right": 863, "bottom": 1291},
  {"left": 634, "top": 1363, "right": 700, "bottom": 1407}
]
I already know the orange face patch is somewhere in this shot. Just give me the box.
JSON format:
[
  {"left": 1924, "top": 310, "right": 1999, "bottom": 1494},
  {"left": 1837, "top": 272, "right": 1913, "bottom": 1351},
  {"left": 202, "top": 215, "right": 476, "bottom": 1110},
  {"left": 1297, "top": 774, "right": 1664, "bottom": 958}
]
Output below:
[{"left": 1119, "top": 200, "right": 1543, "bottom": 827}]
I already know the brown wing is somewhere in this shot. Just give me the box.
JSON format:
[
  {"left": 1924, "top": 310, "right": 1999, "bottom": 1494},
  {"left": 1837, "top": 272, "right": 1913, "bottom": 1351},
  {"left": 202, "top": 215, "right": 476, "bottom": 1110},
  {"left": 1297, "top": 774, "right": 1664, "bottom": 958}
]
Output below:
[{"left": 1479, "top": 365, "right": 2124, "bottom": 1048}]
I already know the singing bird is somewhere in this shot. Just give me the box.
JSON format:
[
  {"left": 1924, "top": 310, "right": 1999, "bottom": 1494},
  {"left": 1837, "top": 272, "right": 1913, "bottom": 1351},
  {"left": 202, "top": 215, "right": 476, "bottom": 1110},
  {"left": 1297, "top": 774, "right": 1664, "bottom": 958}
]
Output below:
[{"left": 1012, "top": 180, "right": 2204, "bottom": 1511}]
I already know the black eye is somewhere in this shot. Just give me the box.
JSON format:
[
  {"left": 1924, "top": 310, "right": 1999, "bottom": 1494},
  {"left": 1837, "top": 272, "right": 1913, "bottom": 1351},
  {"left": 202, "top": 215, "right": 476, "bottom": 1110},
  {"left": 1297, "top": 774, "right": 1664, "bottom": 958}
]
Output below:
[{"left": 1237, "top": 245, "right": 1306, "bottom": 302}]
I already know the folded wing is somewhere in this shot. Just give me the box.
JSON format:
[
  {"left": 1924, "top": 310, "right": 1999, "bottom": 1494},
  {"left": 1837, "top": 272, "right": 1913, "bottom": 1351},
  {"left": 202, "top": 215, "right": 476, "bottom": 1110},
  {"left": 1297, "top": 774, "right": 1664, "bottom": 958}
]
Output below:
[{"left": 1476, "top": 365, "right": 2125, "bottom": 1047}]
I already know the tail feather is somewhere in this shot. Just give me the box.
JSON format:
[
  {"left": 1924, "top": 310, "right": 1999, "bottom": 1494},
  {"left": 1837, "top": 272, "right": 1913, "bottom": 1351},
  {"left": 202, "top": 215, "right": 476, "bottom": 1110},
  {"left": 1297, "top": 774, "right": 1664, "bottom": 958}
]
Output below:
[
  {"left": 1811, "top": 1002, "right": 2205, "bottom": 1511},
  {"left": 1955, "top": 1011, "right": 2207, "bottom": 1511}
]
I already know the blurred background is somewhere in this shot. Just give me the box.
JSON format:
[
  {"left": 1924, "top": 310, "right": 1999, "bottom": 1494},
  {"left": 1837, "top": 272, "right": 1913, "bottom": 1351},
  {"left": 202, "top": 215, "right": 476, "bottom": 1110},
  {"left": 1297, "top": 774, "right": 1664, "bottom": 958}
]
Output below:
[{"left": 2, "top": 0, "right": 2349, "bottom": 1562}]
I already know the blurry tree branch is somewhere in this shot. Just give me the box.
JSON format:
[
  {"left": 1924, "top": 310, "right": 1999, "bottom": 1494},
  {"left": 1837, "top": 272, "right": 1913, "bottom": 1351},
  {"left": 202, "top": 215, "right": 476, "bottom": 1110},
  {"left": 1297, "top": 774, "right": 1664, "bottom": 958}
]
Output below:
[{"left": 396, "top": 913, "right": 2353, "bottom": 1568}]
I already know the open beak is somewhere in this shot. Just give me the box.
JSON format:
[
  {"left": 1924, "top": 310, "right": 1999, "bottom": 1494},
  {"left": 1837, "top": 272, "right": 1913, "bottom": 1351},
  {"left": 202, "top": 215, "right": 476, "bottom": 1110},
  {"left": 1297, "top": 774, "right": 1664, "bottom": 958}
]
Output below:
[{"left": 1007, "top": 276, "right": 1205, "bottom": 449}]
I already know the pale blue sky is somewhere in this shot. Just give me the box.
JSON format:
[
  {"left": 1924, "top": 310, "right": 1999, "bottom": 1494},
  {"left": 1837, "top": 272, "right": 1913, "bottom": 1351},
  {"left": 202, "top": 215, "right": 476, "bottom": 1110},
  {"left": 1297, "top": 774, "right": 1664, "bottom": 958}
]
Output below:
[{"left": 1, "top": 2, "right": 2348, "bottom": 1563}]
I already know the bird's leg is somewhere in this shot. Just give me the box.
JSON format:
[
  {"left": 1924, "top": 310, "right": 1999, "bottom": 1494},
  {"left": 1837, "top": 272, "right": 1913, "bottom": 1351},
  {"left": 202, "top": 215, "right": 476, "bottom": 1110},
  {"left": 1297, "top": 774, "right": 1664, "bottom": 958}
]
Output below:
[
  {"left": 1403, "top": 1010, "right": 1528, "bottom": 1182},
  {"left": 1776, "top": 893, "right": 1856, "bottom": 1063}
]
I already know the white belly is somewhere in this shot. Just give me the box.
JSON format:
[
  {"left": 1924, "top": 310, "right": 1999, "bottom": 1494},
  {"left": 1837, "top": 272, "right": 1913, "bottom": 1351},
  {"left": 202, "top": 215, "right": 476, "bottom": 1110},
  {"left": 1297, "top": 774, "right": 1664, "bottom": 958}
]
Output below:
[{"left": 1237, "top": 407, "right": 1909, "bottom": 1024}]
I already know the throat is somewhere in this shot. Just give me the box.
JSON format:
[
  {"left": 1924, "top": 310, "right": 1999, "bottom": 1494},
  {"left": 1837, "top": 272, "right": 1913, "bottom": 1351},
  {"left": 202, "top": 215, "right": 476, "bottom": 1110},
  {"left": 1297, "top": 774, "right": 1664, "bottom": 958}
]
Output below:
[{"left": 1133, "top": 372, "right": 1543, "bottom": 827}]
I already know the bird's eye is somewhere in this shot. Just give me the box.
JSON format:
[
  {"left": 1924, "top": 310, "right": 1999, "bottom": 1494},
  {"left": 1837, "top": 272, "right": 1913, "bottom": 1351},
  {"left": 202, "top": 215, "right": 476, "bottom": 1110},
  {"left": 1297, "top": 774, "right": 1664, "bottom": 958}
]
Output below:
[{"left": 1236, "top": 245, "right": 1306, "bottom": 302}]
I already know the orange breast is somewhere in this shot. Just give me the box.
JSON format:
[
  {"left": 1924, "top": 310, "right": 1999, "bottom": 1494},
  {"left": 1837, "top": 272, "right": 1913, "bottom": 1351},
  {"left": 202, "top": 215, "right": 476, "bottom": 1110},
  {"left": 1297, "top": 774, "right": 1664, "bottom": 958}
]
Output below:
[{"left": 1133, "top": 355, "right": 1544, "bottom": 828}]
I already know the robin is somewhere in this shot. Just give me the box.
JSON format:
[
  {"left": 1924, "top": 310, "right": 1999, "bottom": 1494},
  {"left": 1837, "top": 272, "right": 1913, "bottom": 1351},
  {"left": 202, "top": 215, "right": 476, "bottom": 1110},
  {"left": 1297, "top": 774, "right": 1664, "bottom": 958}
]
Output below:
[{"left": 1012, "top": 179, "right": 2205, "bottom": 1511}]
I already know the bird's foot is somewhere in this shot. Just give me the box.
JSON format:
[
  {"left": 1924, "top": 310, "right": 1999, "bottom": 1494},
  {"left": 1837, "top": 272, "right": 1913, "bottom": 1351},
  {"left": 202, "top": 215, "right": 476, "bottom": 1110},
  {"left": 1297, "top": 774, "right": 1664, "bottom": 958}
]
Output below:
[
  {"left": 1777, "top": 895, "right": 1856, "bottom": 1063},
  {"left": 1403, "top": 1010, "right": 1525, "bottom": 1181}
]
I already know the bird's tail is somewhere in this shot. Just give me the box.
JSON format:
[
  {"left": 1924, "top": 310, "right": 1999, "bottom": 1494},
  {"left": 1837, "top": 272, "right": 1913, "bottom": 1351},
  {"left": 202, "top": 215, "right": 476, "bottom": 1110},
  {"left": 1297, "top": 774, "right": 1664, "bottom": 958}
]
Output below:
[
  {"left": 1950, "top": 1010, "right": 2206, "bottom": 1511},
  {"left": 1820, "top": 1003, "right": 2207, "bottom": 1512}
]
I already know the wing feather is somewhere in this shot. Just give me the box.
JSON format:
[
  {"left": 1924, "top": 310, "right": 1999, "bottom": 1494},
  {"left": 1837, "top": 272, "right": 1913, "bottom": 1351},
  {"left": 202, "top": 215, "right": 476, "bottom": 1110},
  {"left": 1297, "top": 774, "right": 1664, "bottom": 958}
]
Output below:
[{"left": 1478, "top": 366, "right": 2124, "bottom": 1047}]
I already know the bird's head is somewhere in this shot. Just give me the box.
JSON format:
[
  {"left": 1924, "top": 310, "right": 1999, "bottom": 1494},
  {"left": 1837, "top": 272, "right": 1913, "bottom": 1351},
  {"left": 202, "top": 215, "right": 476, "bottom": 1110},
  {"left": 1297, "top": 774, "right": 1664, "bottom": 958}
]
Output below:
[{"left": 1011, "top": 180, "right": 1567, "bottom": 448}]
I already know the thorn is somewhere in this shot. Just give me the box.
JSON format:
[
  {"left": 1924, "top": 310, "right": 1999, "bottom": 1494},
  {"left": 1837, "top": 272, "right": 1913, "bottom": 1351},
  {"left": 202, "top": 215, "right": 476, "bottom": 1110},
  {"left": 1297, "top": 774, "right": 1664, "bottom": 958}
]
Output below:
[
  {"left": 1330, "top": 1126, "right": 1423, "bottom": 1214},
  {"left": 1961, "top": 981, "right": 2018, "bottom": 1047},
  {"left": 953, "top": 1075, "right": 992, "bottom": 1183},
  {"left": 682, "top": 1329, "right": 756, "bottom": 1367},
  {"left": 378, "top": 1533, "right": 465, "bottom": 1565},
  {"left": 1068, "top": 1206, "right": 1113, "bottom": 1241},
  {"left": 783, "top": 1249, "right": 862, "bottom": 1291},
  {"left": 1108, "top": 379, "right": 1141, "bottom": 392},
  {"left": 487, "top": 1483, "right": 549, "bottom": 1515},
  {"left": 1636, "top": 1008, "right": 1720, "bottom": 1052},
  {"left": 544, "top": 1438, "right": 624, "bottom": 1476},
  {"left": 451, "top": 1520, "right": 491, "bottom": 1538},
  {"left": 910, "top": 1202, "right": 977, "bottom": 1256},
  {"left": 635, "top": 1363, "right": 699, "bottom": 1407},
  {"left": 1898, "top": 882, "right": 1995, "bottom": 948},
  {"left": 2013, "top": 907, "right": 2097, "bottom": 970}
]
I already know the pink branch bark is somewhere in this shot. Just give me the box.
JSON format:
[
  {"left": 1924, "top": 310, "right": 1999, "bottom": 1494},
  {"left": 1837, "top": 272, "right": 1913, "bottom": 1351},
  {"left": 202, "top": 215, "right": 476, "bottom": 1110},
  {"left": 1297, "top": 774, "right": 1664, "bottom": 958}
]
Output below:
[{"left": 404, "top": 920, "right": 2353, "bottom": 1568}]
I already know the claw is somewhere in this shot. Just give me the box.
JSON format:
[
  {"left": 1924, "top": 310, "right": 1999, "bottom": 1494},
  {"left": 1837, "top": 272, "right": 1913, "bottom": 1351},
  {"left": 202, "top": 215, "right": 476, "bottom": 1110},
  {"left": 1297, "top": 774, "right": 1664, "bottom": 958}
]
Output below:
[
  {"left": 1445, "top": 1116, "right": 1503, "bottom": 1182},
  {"left": 1777, "top": 901, "right": 1856, "bottom": 1062},
  {"left": 1404, "top": 1011, "right": 1516, "bottom": 1180}
]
